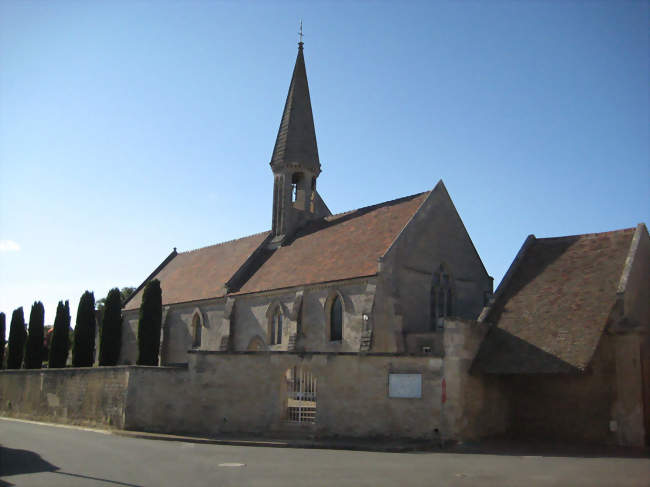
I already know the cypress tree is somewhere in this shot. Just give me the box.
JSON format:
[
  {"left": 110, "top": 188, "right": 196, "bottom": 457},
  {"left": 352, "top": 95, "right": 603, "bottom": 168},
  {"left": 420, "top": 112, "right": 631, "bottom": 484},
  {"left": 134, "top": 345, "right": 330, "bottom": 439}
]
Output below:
[
  {"left": 0, "top": 312, "right": 6, "bottom": 369},
  {"left": 72, "top": 291, "right": 96, "bottom": 367},
  {"left": 137, "top": 279, "right": 162, "bottom": 366},
  {"left": 48, "top": 301, "right": 71, "bottom": 368},
  {"left": 7, "top": 307, "right": 26, "bottom": 369},
  {"left": 99, "top": 288, "right": 122, "bottom": 366},
  {"left": 25, "top": 301, "right": 45, "bottom": 369}
]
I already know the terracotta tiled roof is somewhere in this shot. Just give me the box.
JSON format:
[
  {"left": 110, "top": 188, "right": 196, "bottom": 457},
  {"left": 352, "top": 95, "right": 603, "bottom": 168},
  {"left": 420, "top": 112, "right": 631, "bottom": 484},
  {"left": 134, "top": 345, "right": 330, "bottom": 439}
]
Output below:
[
  {"left": 473, "top": 227, "right": 635, "bottom": 374},
  {"left": 123, "top": 232, "right": 269, "bottom": 310},
  {"left": 236, "top": 192, "right": 429, "bottom": 294}
]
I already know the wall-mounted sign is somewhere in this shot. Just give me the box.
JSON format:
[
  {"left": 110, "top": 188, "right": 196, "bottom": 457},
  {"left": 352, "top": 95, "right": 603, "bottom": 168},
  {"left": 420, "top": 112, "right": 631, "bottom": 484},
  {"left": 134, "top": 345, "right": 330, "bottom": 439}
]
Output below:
[{"left": 388, "top": 373, "right": 422, "bottom": 398}]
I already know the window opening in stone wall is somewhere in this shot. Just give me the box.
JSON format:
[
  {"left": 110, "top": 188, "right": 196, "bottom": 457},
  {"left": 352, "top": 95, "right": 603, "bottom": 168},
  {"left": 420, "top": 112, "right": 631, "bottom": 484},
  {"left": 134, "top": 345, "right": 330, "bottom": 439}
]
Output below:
[
  {"left": 296, "top": 306, "right": 302, "bottom": 336},
  {"left": 310, "top": 177, "right": 316, "bottom": 213},
  {"left": 286, "top": 367, "right": 317, "bottom": 424},
  {"left": 430, "top": 265, "right": 454, "bottom": 330},
  {"left": 330, "top": 295, "right": 343, "bottom": 341},
  {"left": 271, "top": 308, "right": 283, "bottom": 345},
  {"left": 192, "top": 313, "right": 201, "bottom": 349},
  {"left": 291, "top": 173, "right": 302, "bottom": 203}
]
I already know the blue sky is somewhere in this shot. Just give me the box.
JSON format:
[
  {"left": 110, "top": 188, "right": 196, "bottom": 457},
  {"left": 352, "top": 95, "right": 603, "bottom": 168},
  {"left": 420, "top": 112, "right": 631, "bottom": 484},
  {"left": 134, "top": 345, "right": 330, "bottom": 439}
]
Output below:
[{"left": 1, "top": 1, "right": 648, "bottom": 328}]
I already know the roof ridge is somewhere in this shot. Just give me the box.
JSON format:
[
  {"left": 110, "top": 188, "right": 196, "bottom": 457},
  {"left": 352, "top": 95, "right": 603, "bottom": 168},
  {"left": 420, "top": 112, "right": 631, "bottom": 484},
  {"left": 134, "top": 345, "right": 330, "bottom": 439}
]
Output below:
[
  {"left": 536, "top": 227, "right": 636, "bottom": 242},
  {"left": 181, "top": 231, "right": 270, "bottom": 255},
  {"left": 178, "top": 192, "right": 430, "bottom": 256},
  {"left": 326, "top": 191, "right": 430, "bottom": 220}
]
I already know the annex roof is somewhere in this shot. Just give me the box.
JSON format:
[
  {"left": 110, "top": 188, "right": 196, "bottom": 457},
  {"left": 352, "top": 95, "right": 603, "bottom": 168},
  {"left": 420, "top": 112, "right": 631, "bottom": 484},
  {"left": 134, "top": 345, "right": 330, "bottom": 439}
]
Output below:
[
  {"left": 123, "top": 232, "right": 269, "bottom": 311},
  {"left": 472, "top": 227, "right": 636, "bottom": 374}
]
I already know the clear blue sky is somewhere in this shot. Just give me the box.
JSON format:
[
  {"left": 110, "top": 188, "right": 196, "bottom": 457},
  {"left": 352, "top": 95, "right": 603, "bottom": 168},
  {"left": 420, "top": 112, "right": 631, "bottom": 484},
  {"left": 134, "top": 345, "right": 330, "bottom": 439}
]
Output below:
[{"left": 1, "top": 1, "right": 648, "bottom": 328}]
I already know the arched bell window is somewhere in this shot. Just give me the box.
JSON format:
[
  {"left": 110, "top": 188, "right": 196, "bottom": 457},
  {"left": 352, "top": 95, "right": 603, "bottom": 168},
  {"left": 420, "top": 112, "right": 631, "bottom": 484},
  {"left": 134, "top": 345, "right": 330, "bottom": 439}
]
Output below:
[
  {"left": 330, "top": 295, "right": 343, "bottom": 341},
  {"left": 291, "top": 172, "right": 303, "bottom": 204},
  {"left": 270, "top": 307, "right": 283, "bottom": 345},
  {"left": 430, "top": 265, "right": 454, "bottom": 329}
]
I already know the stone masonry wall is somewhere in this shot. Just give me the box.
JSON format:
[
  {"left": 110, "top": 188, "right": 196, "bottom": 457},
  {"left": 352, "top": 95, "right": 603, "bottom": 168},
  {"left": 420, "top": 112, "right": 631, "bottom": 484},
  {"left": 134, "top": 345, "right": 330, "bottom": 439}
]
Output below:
[
  {"left": 1, "top": 320, "right": 509, "bottom": 443},
  {"left": 125, "top": 353, "right": 446, "bottom": 440},
  {"left": 442, "top": 319, "right": 509, "bottom": 441},
  {"left": 0, "top": 367, "right": 131, "bottom": 428}
]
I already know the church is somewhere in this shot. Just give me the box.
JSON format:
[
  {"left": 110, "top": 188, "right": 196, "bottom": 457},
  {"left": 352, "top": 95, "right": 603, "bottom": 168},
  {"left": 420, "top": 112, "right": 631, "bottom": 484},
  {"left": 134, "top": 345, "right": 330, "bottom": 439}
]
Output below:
[
  {"left": 109, "top": 41, "right": 649, "bottom": 446},
  {"left": 120, "top": 40, "right": 493, "bottom": 362}
]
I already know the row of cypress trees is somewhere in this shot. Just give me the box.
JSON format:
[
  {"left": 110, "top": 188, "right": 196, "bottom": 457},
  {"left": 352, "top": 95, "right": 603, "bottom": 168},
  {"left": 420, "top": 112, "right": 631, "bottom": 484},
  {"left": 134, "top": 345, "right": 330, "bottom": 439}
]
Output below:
[
  {"left": 1, "top": 280, "right": 162, "bottom": 370},
  {"left": 1, "top": 288, "right": 127, "bottom": 369}
]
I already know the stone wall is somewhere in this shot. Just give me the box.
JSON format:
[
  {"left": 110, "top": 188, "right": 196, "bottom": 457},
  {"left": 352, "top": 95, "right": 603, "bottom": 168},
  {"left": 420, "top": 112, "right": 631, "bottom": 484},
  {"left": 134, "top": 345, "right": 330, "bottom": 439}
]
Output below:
[
  {"left": 124, "top": 352, "right": 444, "bottom": 439},
  {"left": 442, "top": 319, "right": 508, "bottom": 440},
  {"left": 0, "top": 366, "right": 185, "bottom": 430},
  {"left": 0, "top": 367, "right": 131, "bottom": 428},
  {"left": 232, "top": 279, "right": 375, "bottom": 353},
  {"left": 0, "top": 319, "right": 509, "bottom": 443},
  {"left": 120, "top": 278, "right": 376, "bottom": 366},
  {"left": 125, "top": 319, "right": 507, "bottom": 441}
]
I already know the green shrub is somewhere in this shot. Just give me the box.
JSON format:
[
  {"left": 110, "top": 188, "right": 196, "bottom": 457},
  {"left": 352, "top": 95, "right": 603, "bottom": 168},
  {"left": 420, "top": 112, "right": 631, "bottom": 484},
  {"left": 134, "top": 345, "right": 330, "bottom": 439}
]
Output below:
[
  {"left": 72, "top": 291, "right": 96, "bottom": 367},
  {"left": 137, "top": 279, "right": 162, "bottom": 366},
  {"left": 99, "top": 288, "right": 122, "bottom": 366},
  {"left": 25, "top": 301, "right": 45, "bottom": 369},
  {"left": 48, "top": 301, "right": 71, "bottom": 368},
  {"left": 0, "top": 312, "right": 5, "bottom": 369},
  {"left": 7, "top": 307, "right": 26, "bottom": 369}
]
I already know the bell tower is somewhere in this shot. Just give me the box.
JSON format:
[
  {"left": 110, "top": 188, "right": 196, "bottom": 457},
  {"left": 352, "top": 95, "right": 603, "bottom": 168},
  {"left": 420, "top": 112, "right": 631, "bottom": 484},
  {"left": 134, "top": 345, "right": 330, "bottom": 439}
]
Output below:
[{"left": 269, "top": 38, "right": 326, "bottom": 245}]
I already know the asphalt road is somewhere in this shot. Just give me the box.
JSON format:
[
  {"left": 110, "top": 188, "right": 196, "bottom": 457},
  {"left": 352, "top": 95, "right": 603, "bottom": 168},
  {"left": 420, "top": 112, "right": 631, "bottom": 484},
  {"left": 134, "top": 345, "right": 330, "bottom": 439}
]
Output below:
[{"left": 1, "top": 418, "right": 649, "bottom": 487}]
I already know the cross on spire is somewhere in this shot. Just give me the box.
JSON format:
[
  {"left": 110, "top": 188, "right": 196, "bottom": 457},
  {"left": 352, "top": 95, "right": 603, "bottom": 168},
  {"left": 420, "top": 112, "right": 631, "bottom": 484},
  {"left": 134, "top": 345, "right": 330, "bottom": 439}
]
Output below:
[{"left": 298, "top": 20, "right": 304, "bottom": 45}]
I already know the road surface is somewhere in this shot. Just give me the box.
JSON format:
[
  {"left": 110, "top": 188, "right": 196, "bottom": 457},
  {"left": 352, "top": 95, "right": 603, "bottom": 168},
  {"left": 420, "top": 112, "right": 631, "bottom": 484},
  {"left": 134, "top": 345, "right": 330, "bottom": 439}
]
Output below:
[{"left": 1, "top": 418, "right": 649, "bottom": 486}]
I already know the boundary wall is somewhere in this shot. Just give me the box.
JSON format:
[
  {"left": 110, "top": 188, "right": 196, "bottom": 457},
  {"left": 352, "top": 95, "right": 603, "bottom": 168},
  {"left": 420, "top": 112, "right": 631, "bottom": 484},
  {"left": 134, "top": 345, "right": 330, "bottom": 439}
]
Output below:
[
  {"left": 0, "top": 320, "right": 507, "bottom": 441},
  {"left": 0, "top": 366, "right": 185, "bottom": 430}
]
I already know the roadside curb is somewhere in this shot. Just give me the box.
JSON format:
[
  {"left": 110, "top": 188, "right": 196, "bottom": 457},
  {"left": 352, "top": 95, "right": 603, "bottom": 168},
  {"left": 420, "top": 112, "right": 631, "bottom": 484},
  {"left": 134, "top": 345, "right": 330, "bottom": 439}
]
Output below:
[{"left": 111, "top": 429, "right": 438, "bottom": 453}]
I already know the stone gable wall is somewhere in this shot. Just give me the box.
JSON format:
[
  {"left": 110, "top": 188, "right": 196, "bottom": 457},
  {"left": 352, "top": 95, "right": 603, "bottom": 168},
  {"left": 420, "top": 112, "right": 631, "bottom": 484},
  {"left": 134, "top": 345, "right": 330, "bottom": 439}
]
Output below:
[{"left": 377, "top": 186, "right": 493, "bottom": 343}]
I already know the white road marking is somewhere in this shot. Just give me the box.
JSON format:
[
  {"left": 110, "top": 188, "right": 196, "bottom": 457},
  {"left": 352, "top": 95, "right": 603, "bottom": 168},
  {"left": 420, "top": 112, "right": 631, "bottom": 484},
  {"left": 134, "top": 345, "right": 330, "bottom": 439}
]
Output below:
[{"left": 0, "top": 416, "right": 111, "bottom": 434}]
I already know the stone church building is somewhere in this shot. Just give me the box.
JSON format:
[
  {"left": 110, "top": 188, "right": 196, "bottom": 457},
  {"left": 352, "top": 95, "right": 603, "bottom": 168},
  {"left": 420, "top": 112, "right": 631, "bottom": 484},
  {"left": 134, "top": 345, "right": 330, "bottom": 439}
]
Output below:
[
  {"left": 111, "top": 42, "right": 650, "bottom": 446},
  {"left": 4, "top": 41, "right": 642, "bottom": 446},
  {"left": 120, "top": 41, "right": 493, "bottom": 362}
]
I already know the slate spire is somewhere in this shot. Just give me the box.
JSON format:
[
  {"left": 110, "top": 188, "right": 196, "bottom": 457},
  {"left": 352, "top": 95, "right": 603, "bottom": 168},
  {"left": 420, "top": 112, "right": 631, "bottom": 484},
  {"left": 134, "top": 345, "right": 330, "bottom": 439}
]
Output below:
[{"left": 270, "top": 41, "right": 321, "bottom": 175}]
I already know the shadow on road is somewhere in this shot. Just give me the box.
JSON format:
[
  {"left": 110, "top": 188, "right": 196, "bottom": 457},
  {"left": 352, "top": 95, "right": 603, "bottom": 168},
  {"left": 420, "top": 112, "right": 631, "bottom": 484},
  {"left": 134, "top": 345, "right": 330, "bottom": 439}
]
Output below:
[
  {"left": 0, "top": 446, "right": 58, "bottom": 477},
  {"left": 411, "top": 439, "right": 650, "bottom": 459},
  {"left": 0, "top": 446, "right": 142, "bottom": 487}
]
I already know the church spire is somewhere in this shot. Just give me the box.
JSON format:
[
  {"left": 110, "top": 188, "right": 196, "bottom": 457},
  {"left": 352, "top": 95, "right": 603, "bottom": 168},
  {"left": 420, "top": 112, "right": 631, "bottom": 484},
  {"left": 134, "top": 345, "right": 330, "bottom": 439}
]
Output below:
[
  {"left": 270, "top": 37, "right": 320, "bottom": 175},
  {"left": 269, "top": 36, "right": 327, "bottom": 244}
]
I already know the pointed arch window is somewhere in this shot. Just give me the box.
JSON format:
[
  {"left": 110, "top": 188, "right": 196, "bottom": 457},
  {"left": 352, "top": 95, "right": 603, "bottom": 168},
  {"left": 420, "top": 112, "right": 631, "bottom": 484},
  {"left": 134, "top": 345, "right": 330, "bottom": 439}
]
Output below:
[
  {"left": 270, "top": 308, "right": 283, "bottom": 345},
  {"left": 192, "top": 313, "right": 202, "bottom": 349},
  {"left": 430, "top": 265, "right": 454, "bottom": 329},
  {"left": 330, "top": 295, "right": 343, "bottom": 341}
]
